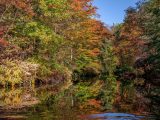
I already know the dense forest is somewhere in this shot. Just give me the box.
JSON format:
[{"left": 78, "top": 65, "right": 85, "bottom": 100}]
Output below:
[{"left": 0, "top": 0, "right": 159, "bottom": 119}]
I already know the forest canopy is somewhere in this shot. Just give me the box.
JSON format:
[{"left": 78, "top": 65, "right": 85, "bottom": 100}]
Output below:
[{"left": 0, "top": 0, "right": 159, "bottom": 116}]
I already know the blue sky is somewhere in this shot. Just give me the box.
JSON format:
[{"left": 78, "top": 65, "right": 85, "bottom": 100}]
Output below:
[{"left": 93, "top": 0, "right": 139, "bottom": 26}]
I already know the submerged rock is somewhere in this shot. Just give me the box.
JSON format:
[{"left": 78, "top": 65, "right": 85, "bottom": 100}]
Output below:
[{"left": 87, "top": 113, "right": 144, "bottom": 120}]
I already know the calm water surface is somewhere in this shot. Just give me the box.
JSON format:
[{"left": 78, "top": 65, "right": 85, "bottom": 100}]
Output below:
[{"left": 0, "top": 83, "right": 159, "bottom": 120}]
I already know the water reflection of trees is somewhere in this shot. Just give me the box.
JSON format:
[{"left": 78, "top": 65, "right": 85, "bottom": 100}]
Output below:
[
  {"left": 0, "top": 87, "right": 37, "bottom": 108},
  {"left": 0, "top": 84, "right": 63, "bottom": 108},
  {"left": 0, "top": 88, "right": 23, "bottom": 107}
]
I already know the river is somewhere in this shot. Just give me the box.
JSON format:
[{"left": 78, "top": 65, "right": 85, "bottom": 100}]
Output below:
[{"left": 0, "top": 79, "right": 159, "bottom": 120}]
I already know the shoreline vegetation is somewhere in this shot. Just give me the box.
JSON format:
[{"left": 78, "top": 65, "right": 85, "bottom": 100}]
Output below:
[{"left": 0, "top": 0, "right": 159, "bottom": 119}]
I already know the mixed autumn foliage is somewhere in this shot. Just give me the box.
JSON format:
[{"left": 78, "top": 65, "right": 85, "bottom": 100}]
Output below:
[
  {"left": 0, "top": 0, "right": 159, "bottom": 114},
  {"left": 0, "top": 0, "right": 112, "bottom": 85}
]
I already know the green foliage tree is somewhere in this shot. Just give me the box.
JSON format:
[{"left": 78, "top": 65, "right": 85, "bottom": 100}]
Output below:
[
  {"left": 100, "top": 38, "right": 118, "bottom": 109},
  {"left": 138, "top": 0, "right": 160, "bottom": 67}
]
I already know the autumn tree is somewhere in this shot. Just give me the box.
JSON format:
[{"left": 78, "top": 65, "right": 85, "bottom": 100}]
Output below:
[{"left": 113, "top": 7, "right": 144, "bottom": 69}]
